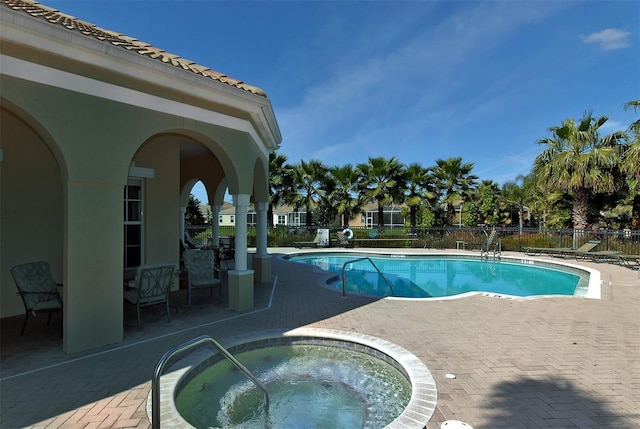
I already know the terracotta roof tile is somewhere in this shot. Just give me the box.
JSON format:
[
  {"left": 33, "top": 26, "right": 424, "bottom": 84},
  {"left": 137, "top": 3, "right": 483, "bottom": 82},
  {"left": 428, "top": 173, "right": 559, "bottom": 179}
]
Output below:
[{"left": 1, "top": 0, "right": 267, "bottom": 97}]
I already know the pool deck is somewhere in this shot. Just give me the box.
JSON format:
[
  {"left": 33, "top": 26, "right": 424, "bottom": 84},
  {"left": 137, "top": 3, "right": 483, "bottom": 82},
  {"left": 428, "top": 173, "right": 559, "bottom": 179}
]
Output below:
[{"left": 1, "top": 248, "right": 639, "bottom": 429}]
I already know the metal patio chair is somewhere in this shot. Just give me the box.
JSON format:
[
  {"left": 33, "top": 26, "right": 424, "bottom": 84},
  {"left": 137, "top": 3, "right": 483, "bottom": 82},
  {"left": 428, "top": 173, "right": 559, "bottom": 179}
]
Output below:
[
  {"left": 10, "top": 261, "right": 63, "bottom": 336},
  {"left": 182, "top": 249, "right": 222, "bottom": 307},
  {"left": 124, "top": 264, "right": 176, "bottom": 329}
]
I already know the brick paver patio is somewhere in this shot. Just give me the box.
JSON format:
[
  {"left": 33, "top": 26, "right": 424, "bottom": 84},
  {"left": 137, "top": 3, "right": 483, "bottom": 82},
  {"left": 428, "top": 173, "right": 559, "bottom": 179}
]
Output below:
[{"left": 1, "top": 249, "right": 638, "bottom": 429}]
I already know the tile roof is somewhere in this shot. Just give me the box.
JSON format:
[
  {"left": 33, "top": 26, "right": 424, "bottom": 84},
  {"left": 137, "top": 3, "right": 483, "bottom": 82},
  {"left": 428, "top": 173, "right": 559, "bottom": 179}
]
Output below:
[{"left": 1, "top": 0, "right": 267, "bottom": 97}]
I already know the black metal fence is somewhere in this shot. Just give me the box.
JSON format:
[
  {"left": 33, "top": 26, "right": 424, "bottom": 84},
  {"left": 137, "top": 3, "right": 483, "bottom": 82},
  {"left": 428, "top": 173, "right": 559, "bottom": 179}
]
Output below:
[{"left": 185, "top": 225, "right": 640, "bottom": 254}]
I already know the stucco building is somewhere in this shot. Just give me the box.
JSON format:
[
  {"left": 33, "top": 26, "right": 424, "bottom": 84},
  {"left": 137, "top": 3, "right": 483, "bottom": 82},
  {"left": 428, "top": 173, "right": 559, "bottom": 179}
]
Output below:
[{"left": 1, "top": 0, "right": 281, "bottom": 353}]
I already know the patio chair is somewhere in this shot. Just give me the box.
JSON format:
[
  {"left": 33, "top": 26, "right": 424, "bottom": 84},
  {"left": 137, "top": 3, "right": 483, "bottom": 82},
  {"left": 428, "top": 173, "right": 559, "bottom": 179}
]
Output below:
[
  {"left": 576, "top": 250, "right": 622, "bottom": 262},
  {"left": 293, "top": 231, "right": 325, "bottom": 248},
  {"left": 10, "top": 261, "right": 63, "bottom": 336},
  {"left": 123, "top": 264, "right": 176, "bottom": 329},
  {"left": 336, "top": 231, "right": 353, "bottom": 248},
  {"left": 524, "top": 239, "right": 601, "bottom": 257},
  {"left": 218, "top": 236, "right": 235, "bottom": 268},
  {"left": 618, "top": 254, "right": 640, "bottom": 269},
  {"left": 182, "top": 249, "right": 222, "bottom": 307}
]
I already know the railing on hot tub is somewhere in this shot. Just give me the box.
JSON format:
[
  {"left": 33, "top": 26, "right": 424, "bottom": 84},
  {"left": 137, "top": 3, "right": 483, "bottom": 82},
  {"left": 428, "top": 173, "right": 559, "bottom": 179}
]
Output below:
[
  {"left": 341, "top": 257, "right": 394, "bottom": 298},
  {"left": 151, "top": 335, "right": 270, "bottom": 429}
]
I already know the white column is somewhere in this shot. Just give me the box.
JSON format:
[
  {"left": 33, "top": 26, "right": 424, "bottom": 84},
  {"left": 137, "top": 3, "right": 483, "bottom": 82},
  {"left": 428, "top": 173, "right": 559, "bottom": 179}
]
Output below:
[
  {"left": 232, "top": 194, "right": 250, "bottom": 270},
  {"left": 212, "top": 204, "right": 221, "bottom": 246},
  {"left": 255, "top": 201, "right": 268, "bottom": 257}
]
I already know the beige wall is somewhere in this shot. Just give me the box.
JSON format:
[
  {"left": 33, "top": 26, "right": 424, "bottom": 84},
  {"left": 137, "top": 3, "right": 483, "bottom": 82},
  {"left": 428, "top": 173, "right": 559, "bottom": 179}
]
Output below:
[
  {"left": 1, "top": 108, "right": 63, "bottom": 318},
  {"left": 135, "top": 135, "right": 180, "bottom": 288},
  {"left": 64, "top": 181, "right": 124, "bottom": 351}
]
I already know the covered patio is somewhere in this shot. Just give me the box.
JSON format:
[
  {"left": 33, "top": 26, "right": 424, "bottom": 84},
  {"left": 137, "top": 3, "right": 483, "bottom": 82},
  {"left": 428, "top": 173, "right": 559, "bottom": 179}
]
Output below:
[{"left": 0, "top": 0, "right": 281, "bottom": 353}]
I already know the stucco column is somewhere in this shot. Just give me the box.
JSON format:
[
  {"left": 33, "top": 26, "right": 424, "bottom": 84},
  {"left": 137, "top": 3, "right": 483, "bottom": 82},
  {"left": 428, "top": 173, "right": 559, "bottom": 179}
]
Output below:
[
  {"left": 253, "top": 201, "right": 271, "bottom": 283},
  {"left": 232, "top": 194, "right": 249, "bottom": 270},
  {"left": 255, "top": 202, "right": 268, "bottom": 257},
  {"left": 64, "top": 180, "right": 123, "bottom": 353},
  {"left": 228, "top": 194, "right": 254, "bottom": 311},
  {"left": 212, "top": 204, "right": 221, "bottom": 247},
  {"left": 179, "top": 206, "right": 186, "bottom": 242}
]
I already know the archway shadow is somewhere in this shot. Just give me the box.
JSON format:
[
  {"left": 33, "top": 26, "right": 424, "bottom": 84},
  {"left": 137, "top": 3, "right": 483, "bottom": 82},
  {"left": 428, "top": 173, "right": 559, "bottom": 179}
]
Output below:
[{"left": 482, "top": 376, "right": 637, "bottom": 428}]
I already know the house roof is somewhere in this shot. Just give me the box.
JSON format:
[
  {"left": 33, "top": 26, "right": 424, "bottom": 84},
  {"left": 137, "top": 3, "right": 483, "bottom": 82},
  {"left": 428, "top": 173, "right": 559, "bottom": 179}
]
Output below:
[{"left": 1, "top": 0, "right": 267, "bottom": 97}]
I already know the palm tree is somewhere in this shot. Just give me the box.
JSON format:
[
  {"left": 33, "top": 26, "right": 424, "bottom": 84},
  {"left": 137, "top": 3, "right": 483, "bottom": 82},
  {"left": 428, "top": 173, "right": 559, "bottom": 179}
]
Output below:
[
  {"left": 357, "top": 157, "right": 405, "bottom": 229},
  {"left": 329, "top": 164, "right": 363, "bottom": 228},
  {"left": 432, "top": 157, "right": 478, "bottom": 225},
  {"left": 501, "top": 174, "right": 534, "bottom": 233},
  {"left": 534, "top": 111, "right": 626, "bottom": 230},
  {"left": 268, "top": 153, "right": 292, "bottom": 229},
  {"left": 622, "top": 100, "right": 640, "bottom": 229},
  {"left": 402, "top": 163, "right": 436, "bottom": 231},
  {"left": 285, "top": 159, "right": 328, "bottom": 227}
]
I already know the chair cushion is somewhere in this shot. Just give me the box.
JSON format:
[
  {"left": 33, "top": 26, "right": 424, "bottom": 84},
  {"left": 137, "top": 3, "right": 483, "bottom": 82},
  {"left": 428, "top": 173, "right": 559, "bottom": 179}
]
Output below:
[
  {"left": 31, "top": 297, "right": 63, "bottom": 311},
  {"left": 190, "top": 278, "right": 220, "bottom": 287},
  {"left": 183, "top": 250, "right": 218, "bottom": 284}
]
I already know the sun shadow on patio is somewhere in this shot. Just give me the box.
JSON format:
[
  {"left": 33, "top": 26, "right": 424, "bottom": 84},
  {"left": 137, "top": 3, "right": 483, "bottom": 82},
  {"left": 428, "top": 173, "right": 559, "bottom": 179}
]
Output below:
[{"left": 483, "top": 376, "right": 636, "bottom": 428}]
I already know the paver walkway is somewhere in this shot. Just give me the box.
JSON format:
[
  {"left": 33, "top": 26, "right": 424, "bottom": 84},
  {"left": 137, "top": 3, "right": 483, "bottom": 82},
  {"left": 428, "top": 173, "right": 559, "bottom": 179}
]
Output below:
[{"left": 1, "top": 249, "right": 639, "bottom": 429}]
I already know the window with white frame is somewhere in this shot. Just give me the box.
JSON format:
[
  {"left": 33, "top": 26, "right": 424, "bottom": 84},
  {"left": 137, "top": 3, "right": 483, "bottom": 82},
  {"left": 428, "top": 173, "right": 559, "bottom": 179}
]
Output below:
[
  {"left": 124, "top": 178, "right": 143, "bottom": 271},
  {"left": 247, "top": 212, "right": 256, "bottom": 227}
]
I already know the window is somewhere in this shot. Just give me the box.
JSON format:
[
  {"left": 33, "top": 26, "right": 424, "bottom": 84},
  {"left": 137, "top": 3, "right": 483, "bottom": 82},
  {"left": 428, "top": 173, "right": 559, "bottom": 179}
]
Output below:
[
  {"left": 124, "top": 178, "right": 143, "bottom": 271},
  {"left": 277, "top": 215, "right": 286, "bottom": 225},
  {"left": 247, "top": 212, "right": 256, "bottom": 227},
  {"left": 366, "top": 206, "right": 405, "bottom": 228},
  {"left": 230, "top": 215, "right": 235, "bottom": 224}
]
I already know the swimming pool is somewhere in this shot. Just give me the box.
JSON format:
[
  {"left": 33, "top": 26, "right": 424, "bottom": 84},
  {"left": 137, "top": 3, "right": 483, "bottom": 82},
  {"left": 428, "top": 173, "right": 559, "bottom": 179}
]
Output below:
[{"left": 286, "top": 252, "right": 596, "bottom": 299}]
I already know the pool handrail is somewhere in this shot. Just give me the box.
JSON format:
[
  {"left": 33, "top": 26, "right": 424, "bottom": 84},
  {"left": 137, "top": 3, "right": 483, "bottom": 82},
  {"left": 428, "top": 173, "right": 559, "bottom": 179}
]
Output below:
[
  {"left": 151, "top": 335, "right": 269, "bottom": 429},
  {"left": 341, "top": 257, "right": 394, "bottom": 298}
]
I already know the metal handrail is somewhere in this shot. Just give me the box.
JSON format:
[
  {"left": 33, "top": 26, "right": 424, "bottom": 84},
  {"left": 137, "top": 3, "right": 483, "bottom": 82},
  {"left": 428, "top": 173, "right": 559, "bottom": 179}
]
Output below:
[
  {"left": 151, "top": 335, "right": 269, "bottom": 429},
  {"left": 341, "top": 257, "right": 394, "bottom": 298}
]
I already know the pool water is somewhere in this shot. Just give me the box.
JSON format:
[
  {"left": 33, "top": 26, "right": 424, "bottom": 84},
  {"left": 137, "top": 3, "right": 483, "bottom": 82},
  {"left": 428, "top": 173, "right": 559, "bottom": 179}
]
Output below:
[
  {"left": 175, "top": 344, "right": 412, "bottom": 429},
  {"left": 288, "top": 253, "right": 584, "bottom": 298}
]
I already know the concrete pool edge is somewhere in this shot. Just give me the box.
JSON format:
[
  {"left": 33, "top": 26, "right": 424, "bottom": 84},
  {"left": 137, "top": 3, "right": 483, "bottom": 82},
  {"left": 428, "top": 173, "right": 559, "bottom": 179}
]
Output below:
[
  {"left": 147, "top": 327, "right": 438, "bottom": 428},
  {"left": 280, "top": 249, "right": 601, "bottom": 300}
]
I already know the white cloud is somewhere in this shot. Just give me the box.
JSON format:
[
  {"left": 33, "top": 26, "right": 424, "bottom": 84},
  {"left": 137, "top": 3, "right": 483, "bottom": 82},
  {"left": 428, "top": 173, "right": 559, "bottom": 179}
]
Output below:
[{"left": 582, "top": 28, "right": 631, "bottom": 50}]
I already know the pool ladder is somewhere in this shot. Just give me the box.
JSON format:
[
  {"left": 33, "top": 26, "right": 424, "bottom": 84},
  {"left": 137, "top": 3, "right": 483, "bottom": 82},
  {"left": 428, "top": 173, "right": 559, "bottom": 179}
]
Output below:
[
  {"left": 341, "top": 257, "right": 394, "bottom": 298},
  {"left": 151, "top": 335, "right": 269, "bottom": 429}
]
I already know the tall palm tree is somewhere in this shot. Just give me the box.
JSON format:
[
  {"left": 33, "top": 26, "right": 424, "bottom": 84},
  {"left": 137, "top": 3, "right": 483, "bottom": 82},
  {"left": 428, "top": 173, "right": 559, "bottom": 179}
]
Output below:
[
  {"left": 329, "top": 164, "right": 363, "bottom": 228},
  {"left": 402, "top": 163, "right": 436, "bottom": 230},
  {"left": 357, "top": 157, "right": 405, "bottom": 229},
  {"left": 431, "top": 157, "right": 478, "bottom": 225},
  {"left": 285, "top": 159, "right": 328, "bottom": 227},
  {"left": 534, "top": 111, "right": 626, "bottom": 230},
  {"left": 622, "top": 100, "right": 640, "bottom": 229},
  {"left": 502, "top": 174, "right": 534, "bottom": 233},
  {"left": 268, "top": 153, "right": 292, "bottom": 229}
]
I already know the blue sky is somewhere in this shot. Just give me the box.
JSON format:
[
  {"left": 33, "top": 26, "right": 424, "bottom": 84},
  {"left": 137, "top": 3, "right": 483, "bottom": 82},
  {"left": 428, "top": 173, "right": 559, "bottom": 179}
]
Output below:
[{"left": 47, "top": 0, "right": 639, "bottom": 203}]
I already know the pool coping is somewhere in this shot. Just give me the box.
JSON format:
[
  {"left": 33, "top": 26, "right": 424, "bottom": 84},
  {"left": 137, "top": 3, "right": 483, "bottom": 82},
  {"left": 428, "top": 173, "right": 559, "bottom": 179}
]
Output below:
[
  {"left": 281, "top": 249, "right": 601, "bottom": 301},
  {"left": 147, "top": 327, "right": 437, "bottom": 429}
]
